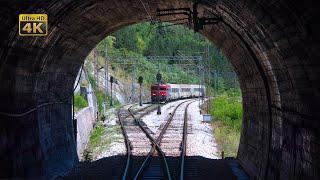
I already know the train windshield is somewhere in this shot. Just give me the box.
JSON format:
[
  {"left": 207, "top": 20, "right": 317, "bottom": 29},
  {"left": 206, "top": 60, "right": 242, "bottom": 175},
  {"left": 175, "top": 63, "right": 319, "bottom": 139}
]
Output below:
[{"left": 151, "top": 86, "right": 167, "bottom": 90}]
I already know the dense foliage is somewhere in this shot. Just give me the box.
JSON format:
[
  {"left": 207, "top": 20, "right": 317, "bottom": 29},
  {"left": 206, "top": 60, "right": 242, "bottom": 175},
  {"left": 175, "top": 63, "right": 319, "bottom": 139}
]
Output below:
[
  {"left": 210, "top": 90, "right": 242, "bottom": 131},
  {"left": 88, "top": 23, "right": 243, "bottom": 156},
  {"left": 74, "top": 93, "right": 88, "bottom": 111},
  {"left": 209, "top": 90, "right": 242, "bottom": 157},
  {"left": 87, "top": 72, "right": 121, "bottom": 117},
  {"left": 95, "top": 22, "right": 239, "bottom": 92},
  {"left": 85, "top": 121, "right": 122, "bottom": 161}
]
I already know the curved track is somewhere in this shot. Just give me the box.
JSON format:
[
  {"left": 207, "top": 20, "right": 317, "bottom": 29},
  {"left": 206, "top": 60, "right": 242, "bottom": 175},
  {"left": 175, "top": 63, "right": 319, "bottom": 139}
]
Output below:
[
  {"left": 118, "top": 104, "right": 155, "bottom": 180},
  {"left": 118, "top": 100, "right": 195, "bottom": 180}
]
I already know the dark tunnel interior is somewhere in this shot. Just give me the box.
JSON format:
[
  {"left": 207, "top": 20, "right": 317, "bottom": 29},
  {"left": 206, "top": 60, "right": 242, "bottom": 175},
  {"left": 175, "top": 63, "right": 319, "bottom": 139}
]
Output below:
[{"left": 0, "top": 0, "right": 319, "bottom": 179}]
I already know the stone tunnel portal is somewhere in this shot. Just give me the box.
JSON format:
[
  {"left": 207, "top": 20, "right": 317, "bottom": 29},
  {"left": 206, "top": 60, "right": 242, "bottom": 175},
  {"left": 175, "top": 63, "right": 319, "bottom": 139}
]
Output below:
[{"left": 0, "top": 0, "right": 319, "bottom": 179}]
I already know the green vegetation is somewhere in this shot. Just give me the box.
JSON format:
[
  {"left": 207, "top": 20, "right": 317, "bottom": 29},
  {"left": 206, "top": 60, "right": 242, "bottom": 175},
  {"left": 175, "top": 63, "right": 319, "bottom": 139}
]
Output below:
[
  {"left": 84, "top": 121, "right": 123, "bottom": 160},
  {"left": 86, "top": 72, "right": 121, "bottom": 118},
  {"left": 83, "top": 148, "right": 93, "bottom": 162},
  {"left": 89, "top": 122, "right": 106, "bottom": 148},
  {"left": 84, "top": 22, "right": 243, "bottom": 158},
  {"left": 87, "top": 72, "right": 96, "bottom": 89},
  {"left": 96, "top": 90, "right": 121, "bottom": 114},
  {"left": 74, "top": 93, "right": 88, "bottom": 111},
  {"left": 209, "top": 90, "right": 242, "bottom": 157},
  {"left": 94, "top": 22, "right": 238, "bottom": 92},
  {"left": 111, "top": 52, "right": 200, "bottom": 88}
]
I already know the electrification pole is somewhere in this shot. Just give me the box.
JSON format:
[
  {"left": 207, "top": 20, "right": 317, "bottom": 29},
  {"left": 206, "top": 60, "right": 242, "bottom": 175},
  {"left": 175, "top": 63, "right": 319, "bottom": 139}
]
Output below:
[
  {"left": 94, "top": 49, "right": 97, "bottom": 90},
  {"left": 105, "top": 43, "right": 108, "bottom": 95},
  {"left": 201, "top": 64, "right": 205, "bottom": 104},
  {"left": 156, "top": 72, "right": 162, "bottom": 115},
  {"left": 198, "top": 64, "right": 201, "bottom": 108},
  {"left": 208, "top": 45, "right": 212, "bottom": 112},
  {"left": 131, "top": 62, "right": 136, "bottom": 103},
  {"left": 214, "top": 70, "right": 218, "bottom": 97}
]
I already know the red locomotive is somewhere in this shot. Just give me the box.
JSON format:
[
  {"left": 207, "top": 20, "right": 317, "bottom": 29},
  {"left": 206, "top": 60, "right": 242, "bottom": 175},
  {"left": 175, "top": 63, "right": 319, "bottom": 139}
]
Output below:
[
  {"left": 151, "top": 84, "right": 170, "bottom": 102},
  {"left": 151, "top": 83, "right": 205, "bottom": 103}
]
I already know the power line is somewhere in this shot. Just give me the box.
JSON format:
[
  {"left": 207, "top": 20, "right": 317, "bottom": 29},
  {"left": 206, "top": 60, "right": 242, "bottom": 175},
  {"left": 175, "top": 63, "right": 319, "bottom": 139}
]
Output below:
[
  {"left": 138, "top": 0, "right": 153, "bottom": 21},
  {"left": 0, "top": 64, "right": 84, "bottom": 118}
]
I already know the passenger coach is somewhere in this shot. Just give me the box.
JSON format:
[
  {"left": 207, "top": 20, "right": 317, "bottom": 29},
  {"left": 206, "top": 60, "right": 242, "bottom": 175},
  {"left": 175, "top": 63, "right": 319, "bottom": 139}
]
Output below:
[{"left": 151, "top": 83, "right": 205, "bottom": 103}]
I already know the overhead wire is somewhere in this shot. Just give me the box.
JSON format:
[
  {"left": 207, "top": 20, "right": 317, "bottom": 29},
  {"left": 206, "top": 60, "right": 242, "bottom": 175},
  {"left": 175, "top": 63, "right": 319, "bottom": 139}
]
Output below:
[{"left": 138, "top": 0, "right": 154, "bottom": 21}]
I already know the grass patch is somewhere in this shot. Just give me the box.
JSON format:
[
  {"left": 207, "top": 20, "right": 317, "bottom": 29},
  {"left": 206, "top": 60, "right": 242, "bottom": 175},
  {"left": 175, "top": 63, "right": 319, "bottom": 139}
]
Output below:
[
  {"left": 88, "top": 121, "right": 105, "bottom": 149},
  {"left": 210, "top": 90, "right": 242, "bottom": 157},
  {"left": 74, "top": 93, "right": 88, "bottom": 111},
  {"left": 100, "top": 125, "right": 122, "bottom": 149},
  {"left": 96, "top": 90, "right": 122, "bottom": 114},
  {"left": 87, "top": 72, "right": 122, "bottom": 120},
  {"left": 211, "top": 121, "right": 241, "bottom": 157},
  {"left": 84, "top": 121, "right": 123, "bottom": 160}
]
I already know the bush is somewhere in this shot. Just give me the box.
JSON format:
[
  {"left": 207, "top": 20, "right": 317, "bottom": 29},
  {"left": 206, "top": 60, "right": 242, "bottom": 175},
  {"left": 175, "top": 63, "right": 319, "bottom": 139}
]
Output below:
[
  {"left": 89, "top": 122, "right": 105, "bottom": 148},
  {"left": 86, "top": 71, "right": 121, "bottom": 120},
  {"left": 210, "top": 91, "right": 242, "bottom": 132},
  {"left": 210, "top": 90, "right": 243, "bottom": 157},
  {"left": 74, "top": 93, "right": 88, "bottom": 110},
  {"left": 95, "top": 91, "right": 105, "bottom": 115},
  {"left": 83, "top": 148, "right": 93, "bottom": 162},
  {"left": 87, "top": 73, "right": 96, "bottom": 88},
  {"left": 95, "top": 90, "right": 121, "bottom": 118}
]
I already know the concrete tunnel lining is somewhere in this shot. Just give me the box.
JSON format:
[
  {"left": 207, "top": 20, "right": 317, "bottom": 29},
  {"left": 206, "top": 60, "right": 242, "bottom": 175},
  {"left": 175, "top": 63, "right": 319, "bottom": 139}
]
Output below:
[{"left": 0, "top": 0, "right": 319, "bottom": 179}]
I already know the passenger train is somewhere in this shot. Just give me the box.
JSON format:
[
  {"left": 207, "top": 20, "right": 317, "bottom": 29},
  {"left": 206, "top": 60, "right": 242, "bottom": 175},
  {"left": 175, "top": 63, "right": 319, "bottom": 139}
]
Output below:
[{"left": 151, "top": 83, "right": 205, "bottom": 103}]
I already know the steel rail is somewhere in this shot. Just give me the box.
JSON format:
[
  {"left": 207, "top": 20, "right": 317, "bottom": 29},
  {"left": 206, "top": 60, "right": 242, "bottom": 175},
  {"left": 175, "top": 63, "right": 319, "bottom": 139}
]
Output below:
[
  {"left": 128, "top": 107, "right": 172, "bottom": 180},
  {"left": 119, "top": 103, "right": 163, "bottom": 180},
  {"left": 179, "top": 101, "right": 195, "bottom": 180},
  {"left": 118, "top": 109, "right": 132, "bottom": 180},
  {"left": 133, "top": 100, "right": 194, "bottom": 180},
  {"left": 133, "top": 120, "right": 171, "bottom": 180},
  {"left": 118, "top": 104, "right": 155, "bottom": 180}
]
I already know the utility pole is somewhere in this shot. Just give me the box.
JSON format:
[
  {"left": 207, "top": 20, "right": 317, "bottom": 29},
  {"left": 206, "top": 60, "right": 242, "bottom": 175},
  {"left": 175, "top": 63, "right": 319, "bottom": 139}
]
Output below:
[
  {"left": 198, "top": 62, "right": 201, "bottom": 108},
  {"left": 214, "top": 70, "right": 218, "bottom": 97},
  {"left": 93, "top": 49, "right": 97, "bottom": 90},
  {"left": 206, "top": 44, "right": 211, "bottom": 112},
  {"left": 202, "top": 65, "right": 205, "bottom": 104},
  {"left": 234, "top": 72, "right": 237, "bottom": 89},
  {"left": 105, "top": 43, "right": 108, "bottom": 95},
  {"left": 156, "top": 72, "right": 162, "bottom": 115},
  {"left": 97, "top": 49, "right": 99, "bottom": 89},
  {"left": 131, "top": 61, "right": 135, "bottom": 103}
]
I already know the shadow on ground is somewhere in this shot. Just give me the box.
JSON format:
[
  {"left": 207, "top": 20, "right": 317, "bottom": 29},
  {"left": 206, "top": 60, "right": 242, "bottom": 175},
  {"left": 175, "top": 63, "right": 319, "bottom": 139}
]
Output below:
[{"left": 64, "top": 155, "right": 248, "bottom": 180}]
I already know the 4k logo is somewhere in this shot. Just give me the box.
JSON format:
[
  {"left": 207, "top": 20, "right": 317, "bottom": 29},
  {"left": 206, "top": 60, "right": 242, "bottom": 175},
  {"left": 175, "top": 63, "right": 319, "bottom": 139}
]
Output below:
[{"left": 19, "top": 14, "right": 48, "bottom": 36}]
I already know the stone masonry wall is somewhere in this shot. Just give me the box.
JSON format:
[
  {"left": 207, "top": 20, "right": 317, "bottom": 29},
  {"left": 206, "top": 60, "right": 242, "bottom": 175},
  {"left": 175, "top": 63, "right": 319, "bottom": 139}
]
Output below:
[
  {"left": 0, "top": 0, "right": 319, "bottom": 179},
  {"left": 76, "top": 107, "right": 96, "bottom": 159}
]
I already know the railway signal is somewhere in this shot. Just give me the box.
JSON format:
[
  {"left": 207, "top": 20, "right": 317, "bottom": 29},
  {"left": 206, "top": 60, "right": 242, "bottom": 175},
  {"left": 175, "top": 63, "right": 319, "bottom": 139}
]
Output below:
[
  {"left": 138, "top": 76, "right": 143, "bottom": 106},
  {"left": 110, "top": 76, "right": 114, "bottom": 106}
]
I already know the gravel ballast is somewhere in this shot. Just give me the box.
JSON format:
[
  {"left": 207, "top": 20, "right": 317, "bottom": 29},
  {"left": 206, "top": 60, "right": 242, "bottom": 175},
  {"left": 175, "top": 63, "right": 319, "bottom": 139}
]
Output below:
[
  {"left": 93, "top": 100, "right": 219, "bottom": 160},
  {"left": 141, "top": 99, "right": 219, "bottom": 159}
]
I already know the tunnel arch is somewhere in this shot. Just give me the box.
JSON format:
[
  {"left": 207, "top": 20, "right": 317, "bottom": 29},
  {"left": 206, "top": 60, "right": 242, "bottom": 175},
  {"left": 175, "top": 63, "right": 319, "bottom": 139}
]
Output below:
[{"left": 0, "top": 0, "right": 319, "bottom": 179}]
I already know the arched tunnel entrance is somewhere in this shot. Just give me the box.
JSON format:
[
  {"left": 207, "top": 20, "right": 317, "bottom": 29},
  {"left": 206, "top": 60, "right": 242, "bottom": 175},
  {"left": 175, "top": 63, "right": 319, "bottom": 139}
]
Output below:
[{"left": 0, "top": 0, "right": 319, "bottom": 179}]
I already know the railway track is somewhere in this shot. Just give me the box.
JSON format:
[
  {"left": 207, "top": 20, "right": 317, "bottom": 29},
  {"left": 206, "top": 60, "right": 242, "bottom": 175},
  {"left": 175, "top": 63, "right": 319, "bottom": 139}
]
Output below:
[{"left": 118, "top": 100, "right": 195, "bottom": 180}]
